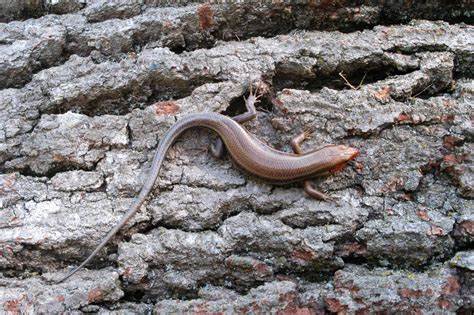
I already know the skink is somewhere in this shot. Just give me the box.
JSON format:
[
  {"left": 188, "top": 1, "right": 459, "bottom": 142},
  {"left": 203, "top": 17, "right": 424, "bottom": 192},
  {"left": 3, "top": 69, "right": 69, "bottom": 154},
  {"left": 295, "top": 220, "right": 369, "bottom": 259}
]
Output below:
[{"left": 58, "top": 85, "right": 359, "bottom": 282}]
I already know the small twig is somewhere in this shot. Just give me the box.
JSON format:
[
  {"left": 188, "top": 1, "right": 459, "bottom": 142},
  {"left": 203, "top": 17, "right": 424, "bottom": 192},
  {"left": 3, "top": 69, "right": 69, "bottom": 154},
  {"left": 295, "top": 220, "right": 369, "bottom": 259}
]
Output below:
[
  {"left": 356, "top": 72, "right": 367, "bottom": 89},
  {"left": 339, "top": 71, "right": 366, "bottom": 90},
  {"left": 411, "top": 82, "right": 434, "bottom": 98}
]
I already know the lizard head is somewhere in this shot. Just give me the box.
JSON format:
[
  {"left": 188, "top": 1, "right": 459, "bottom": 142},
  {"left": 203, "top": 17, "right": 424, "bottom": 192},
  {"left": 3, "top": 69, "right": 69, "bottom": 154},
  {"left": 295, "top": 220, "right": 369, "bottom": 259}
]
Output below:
[{"left": 309, "top": 145, "right": 359, "bottom": 177}]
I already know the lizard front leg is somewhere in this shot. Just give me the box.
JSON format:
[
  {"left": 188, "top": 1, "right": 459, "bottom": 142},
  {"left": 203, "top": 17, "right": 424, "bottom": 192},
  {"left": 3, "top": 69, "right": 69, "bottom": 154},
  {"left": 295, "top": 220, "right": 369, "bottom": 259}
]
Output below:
[
  {"left": 210, "top": 83, "right": 262, "bottom": 158},
  {"left": 290, "top": 129, "right": 338, "bottom": 203}
]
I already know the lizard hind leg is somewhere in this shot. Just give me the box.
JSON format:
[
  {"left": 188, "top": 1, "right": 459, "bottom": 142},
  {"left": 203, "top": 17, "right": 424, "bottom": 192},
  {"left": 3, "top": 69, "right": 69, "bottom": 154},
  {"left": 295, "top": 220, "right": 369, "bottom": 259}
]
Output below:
[
  {"left": 209, "top": 137, "right": 225, "bottom": 158},
  {"left": 303, "top": 180, "right": 338, "bottom": 204}
]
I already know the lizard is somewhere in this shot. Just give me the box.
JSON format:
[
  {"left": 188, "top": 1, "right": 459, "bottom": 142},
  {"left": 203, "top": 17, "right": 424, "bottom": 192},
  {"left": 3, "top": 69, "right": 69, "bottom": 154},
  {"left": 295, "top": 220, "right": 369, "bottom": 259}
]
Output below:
[{"left": 57, "top": 83, "right": 359, "bottom": 283}]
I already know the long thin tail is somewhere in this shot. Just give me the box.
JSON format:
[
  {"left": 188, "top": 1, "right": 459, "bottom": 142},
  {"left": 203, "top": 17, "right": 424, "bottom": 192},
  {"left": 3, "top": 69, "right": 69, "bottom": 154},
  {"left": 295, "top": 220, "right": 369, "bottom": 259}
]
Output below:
[
  {"left": 56, "top": 193, "right": 149, "bottom": 283},
  {"left": 56, "top": 116, "right": 194, "bottom": 283}
]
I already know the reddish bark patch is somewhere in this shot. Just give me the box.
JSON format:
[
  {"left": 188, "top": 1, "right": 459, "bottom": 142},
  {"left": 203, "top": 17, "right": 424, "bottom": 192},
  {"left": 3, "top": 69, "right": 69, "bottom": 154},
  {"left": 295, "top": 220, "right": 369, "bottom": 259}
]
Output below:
[
  {"left": 420, "top": 159, "right": 441, "bottom": 174},
  {"left": 458, "top": 220, "right": 473, "bottom": 235},
  {"left": 308, "top": 0, "right": 346, "bottom": 9},
  {"left": 0, "top": 173, "right": 16, "bottom": 193},
  {"left": 245, "top": 302, "right": 261, "bottom": 313},
  {"left": 52, "top": 152, "right": 65, "bottom": 162},
  {"left": 355, "top": 308, "right": 369, "bottom": 315},
  {"left": 442, "top": 276, "right": 460, "bottom": 295},
  {"left": 121, "top": 267, "right": 132, "bottom": 277},
  {"left": 426, "top": 225, "right": 446, "bottom": 236},
  {"left": 15, "top": 236, "right": 32, "bottom": 242},
  {"left": 237, "top": 305, "right": 249, "bottom": 314},
  {"left": 399, "top": 288, "right": 433, "bottom": 298},
  {"left": 254, "top": 261, "right": 272, "bottom": 274},
  {"left": 382, "top": 176, "right": 403, "bottom": 193},
  {"left": 399, "top": 289, "right": 418, "bottom": 298},
  {"left": 198, "top": 3, "right": 213, "bottom": 31},
  {"left": 278, "top": 292, "right": 297, "bottom": 304},
  {"left": 441, "top": 154, "right": 468, "bottom": 179},
  {"left": 272, "top": 97, "right": 287, "bottom": 113},
  {"left": 4, "top": 300, "right": 21, "bottom": 313},
  {"left": 441, "top": 114, "right": 455, "bottom": 123},
  {"left": 374, "top": 86, "right": 391, "bottom": 102},
  {"left": 0, "top": 245, "right": 14, "bottom": 257},
  {"left": 442, "top": 154, "right": 467, "bottom": 167},
  {"left": 395, "top": 301, "right": 409, "bottom": 311},
  {"left": 394, "top": 112, "right": 413, "bottom": 124},
  {"left": 437, "top": 299, "right": 453, "bottom": 309},
  {"left": 325, "top": 298, "right": 348, "bottom": 313},
  {"left": 225, "top": 256, "right": 271, "bottom": 274},
  {"left": 334, "top": 278, "right": 359, "bottom": 294},
  {"left": 338, "top": 242, "right": 365, "bottom": 256},
  {"left": 343, "top": 242, "right": 362, "bottom": 253},
  {"left": 154, "top": 101, "right": 180, "bottom": 116},
  {"left": 194, "top": 311, "right": 223, "bottom": 315},
  {"left": 277, "top": 306, "right": 318, "bottom": 315},
  {"left": 56, "top": 295, "right": 65, "bottom": 303},
  {"left": 416, "top": 210, "right": 430, "bottom": 221},
  {"left": 333, "top": 270, "right": 344, "bottom": 282},
  {"left": 442, "top": 154, "right": 457, "bottom": 165},
  {"left": 443, "top": 99, "right": 455, "bottom": 107},
  {"left": 87, "top": 288, "right": 105, "bottom": 303},
  {"left": 163, "top": 20, "right": 172, "bottom": 30},
  {"left": 291, "top": 248, "right": 315, "bottom": 262},
  {"left": 413, "top": 308, "right": 424, "bottom": 315},
  {"left": 276, "top": 274, "right": 293, "bottom": 282},
  {"left": 442, "top": 135, "right": 460, "bottom": 149}
]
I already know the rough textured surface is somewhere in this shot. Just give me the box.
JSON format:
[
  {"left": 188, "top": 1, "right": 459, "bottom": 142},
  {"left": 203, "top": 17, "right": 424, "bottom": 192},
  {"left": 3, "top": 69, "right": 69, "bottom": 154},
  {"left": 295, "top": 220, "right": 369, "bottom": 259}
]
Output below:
[
  {"left": 0, "top": 2, "right": 473, "bottom": 313},
  {"left": 0, "top": 269, "right": 123, "bottom": 313},
  {"left": 1, "top": 1, "right": 473, "bottom": 89}
]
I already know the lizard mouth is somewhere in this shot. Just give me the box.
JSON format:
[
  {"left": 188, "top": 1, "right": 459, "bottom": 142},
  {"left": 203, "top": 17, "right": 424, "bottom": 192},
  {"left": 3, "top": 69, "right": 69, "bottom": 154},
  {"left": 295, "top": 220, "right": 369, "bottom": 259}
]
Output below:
[
  {"left": 330, "top": 147, "right": 359, "bottom": 173},
  {"left": 344, "top": 147, "right": 359, "bottom": 160}
]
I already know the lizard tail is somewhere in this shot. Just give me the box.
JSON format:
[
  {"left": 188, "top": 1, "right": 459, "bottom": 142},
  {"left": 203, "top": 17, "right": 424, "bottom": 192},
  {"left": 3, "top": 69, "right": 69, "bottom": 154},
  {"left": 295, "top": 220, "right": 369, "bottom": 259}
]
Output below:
[
  {"left": 56, "top": 118, "right": 190, "bottom": 283},
  {"left": 56, "top": 194, "right": 148, "bottom": 283}
]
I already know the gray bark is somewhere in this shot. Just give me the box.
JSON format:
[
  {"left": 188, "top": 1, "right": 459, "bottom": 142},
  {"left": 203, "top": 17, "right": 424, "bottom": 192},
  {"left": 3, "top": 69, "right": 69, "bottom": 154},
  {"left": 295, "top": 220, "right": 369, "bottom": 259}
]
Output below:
[{"left": 0, "top": 1, "right": 472, "bottom": 313}]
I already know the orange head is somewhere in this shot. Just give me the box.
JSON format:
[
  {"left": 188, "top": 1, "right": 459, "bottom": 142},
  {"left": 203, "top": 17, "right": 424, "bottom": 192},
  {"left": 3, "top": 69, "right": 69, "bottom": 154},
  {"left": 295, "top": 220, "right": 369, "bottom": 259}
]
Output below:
[{"left": 306, "top": 145, "right": 359, "bottom": 177}]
